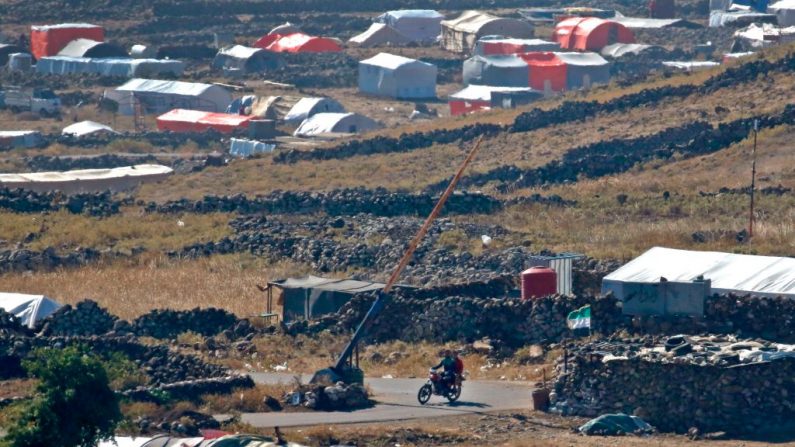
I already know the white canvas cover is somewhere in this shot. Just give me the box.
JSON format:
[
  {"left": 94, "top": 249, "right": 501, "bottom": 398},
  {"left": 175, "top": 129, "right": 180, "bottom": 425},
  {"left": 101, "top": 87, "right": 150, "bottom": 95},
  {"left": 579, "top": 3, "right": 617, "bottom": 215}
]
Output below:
[
  {"left": 269, "top": 22, "right": 301, "bottom": 35},
  {"left": 284, "top": 97, "right": 345, "bottom": 123},
  {"left": 441, "top": 10, "right": 534, "bottom": 53},
  {"left": 0, "top": 293, "right": 62, "bottom": 328},
  {"left": 603, "top": 247, "right": 795, "bottom": 298},
  {"left": 663, "top": 60, "right": 721, "bottom": 70},
  {"left": 56, "top": 38, "right": 126, "bottom": 58},
  {"left": 610, "top": 17, "right": 699, "bottom": 29},
  {"left": 376, "top": 10, "right": 443, "bottom": 42},
  {"left": 771, "top": 0, "right": 795, "bottom": 26},
  {"left": 0, "top": 164, "right": 173, "bottom": 193},
  {"left": 349, "top": 23, "right": 412, "bottom": 47},
  {"left": 734, "top": 23, "right": 795, "bottom": 48},
  {"left": 36, "top": 57, "right": 184, "bottom": 77},
  {"left": 449, "top": 85, "right": 536, "bottom": 101},
  {"left": 293, "top": 112, "right": 381, "bottom": 137},
  {"left": 107, "top": 78, "right": 232, "bottom": 115},
  {"left": 62, "top": 120, "right": 116, "bottom": 137},
  {"left": 358, "top": 53, "right": 437, "bottom": 98}
]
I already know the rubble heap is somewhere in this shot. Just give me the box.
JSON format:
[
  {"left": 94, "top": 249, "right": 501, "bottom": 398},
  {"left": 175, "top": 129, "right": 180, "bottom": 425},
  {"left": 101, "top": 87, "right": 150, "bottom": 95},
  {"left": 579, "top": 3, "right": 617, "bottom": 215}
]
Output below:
[
  {"left": 0, "top": 187, "right": 121, "bottom": 216},
  {"left": 131, "top": 308, "right": 238, "bottom": 339},
  {"left": 552, "top": 335, "right": 795, "bottom": 434}
]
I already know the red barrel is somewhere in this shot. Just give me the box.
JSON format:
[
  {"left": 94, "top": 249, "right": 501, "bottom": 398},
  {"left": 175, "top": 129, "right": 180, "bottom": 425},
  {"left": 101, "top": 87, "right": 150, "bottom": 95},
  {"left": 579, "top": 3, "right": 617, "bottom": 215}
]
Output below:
[{"left": 521, "top": 266, "right": 557, "bottom": 300}]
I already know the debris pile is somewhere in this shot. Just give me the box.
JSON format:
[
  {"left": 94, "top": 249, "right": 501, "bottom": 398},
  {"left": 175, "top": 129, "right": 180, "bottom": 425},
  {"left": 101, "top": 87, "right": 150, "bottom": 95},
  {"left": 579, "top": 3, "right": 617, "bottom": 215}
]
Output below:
[
  {"left": 552, "top": 335, "right": 795, "bottom": 434},
  {"left": 285, "top": 381, "right": 370, "bottom": 411},
  {"left": 38, "top": 300, "right": 117, "bottom": 336}
]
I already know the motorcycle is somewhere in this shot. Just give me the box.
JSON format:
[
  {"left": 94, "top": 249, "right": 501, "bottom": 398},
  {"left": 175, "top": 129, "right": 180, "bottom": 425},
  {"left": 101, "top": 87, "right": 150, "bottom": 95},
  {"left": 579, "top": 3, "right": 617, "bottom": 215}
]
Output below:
[{"left": 417, "top": 368, "right": 462, "bottom": 404}]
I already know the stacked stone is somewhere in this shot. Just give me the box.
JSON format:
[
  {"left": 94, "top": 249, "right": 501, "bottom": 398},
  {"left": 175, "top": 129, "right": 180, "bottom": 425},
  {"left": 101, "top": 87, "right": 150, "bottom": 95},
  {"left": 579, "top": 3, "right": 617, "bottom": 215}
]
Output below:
[
  {"left": 0, "top": 188, "right": 120, "bottom": 216},
  {"left": 131, "top": 308, "right": 238, "bottom": 339},
  {"left": 38, "top": 300, "right": 116, "bottom": 336}
]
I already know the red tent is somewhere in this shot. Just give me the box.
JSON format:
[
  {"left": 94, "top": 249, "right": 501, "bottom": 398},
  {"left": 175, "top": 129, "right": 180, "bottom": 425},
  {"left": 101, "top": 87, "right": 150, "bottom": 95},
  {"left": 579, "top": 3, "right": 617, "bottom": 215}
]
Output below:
[
  {"left": 156, "top": 109, "right": 251, "bottom": 133},
  {"left": 254, "top": 33, "right": 341, "bottom": 53},
  {"left": 553, "top": 17, "right": 634, "bottom": 51},
  {"left": 519, "top": 52, "right": 567, "bottom": 92},
  {"left": 30, "top": 23, "right": 104, "bottom": 59}
]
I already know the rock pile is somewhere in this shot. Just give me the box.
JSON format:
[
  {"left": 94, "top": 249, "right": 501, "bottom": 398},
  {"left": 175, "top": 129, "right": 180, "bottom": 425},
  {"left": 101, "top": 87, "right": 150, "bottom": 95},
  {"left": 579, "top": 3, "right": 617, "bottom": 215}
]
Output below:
[
  {"left": 552, "top": 336, "right": 795, "bottom": 434},
  {"left": 0, "top": 247, "right": 105, "bottom": 274},
  {"left": 0, "top": 188, "right": 121, "bottom": 216},
  {"left": 123, "top": 374, "right": 254, "bottom": 401},
  {"left": 286, "top": 381, "right": 370, "bottom": 411},
  {"left": 131, "top": 307, "right": 238, "bottom": 339},
  {"left": 38, "top": 300, "right": 117, "bottom": 336}
]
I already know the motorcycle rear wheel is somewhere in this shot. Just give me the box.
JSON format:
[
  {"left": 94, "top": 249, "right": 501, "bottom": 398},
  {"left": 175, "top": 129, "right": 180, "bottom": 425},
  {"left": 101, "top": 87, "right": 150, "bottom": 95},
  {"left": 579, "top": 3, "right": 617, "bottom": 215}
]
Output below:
[
  {"left": 417, "top": 384, "right": 432, "bottom": 405},
  {"left": 446, "top": 385, "right": 462, "bottom": 402}
]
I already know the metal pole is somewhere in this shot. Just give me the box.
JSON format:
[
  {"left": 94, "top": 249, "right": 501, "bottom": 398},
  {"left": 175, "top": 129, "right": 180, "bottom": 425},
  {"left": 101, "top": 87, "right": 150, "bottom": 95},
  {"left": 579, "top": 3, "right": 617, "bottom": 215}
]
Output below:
[{"left": 749, "top": 119, "right": 758, "bottom": 238}]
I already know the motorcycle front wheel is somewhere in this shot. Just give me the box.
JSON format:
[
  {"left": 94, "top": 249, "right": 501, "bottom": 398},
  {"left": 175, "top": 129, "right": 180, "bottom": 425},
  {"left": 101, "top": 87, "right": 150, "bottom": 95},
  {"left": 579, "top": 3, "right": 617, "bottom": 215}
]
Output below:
[
  {"left": 446, "top": 385, "right": 462, "bottom": 402},
  {"left": 417, "top": 384, "right": 432, "bottom": 405}
]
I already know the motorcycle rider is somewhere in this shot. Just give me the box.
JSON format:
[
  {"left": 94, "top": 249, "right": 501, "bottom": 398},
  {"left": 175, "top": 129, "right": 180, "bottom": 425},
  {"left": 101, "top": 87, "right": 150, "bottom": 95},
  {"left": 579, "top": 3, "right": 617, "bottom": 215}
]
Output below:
[
  {"left": 453, "top": 351, "right": 464, "bottom": 386},
  {"left": 431, "top": 349, "right": 456, "bottom": 392}
]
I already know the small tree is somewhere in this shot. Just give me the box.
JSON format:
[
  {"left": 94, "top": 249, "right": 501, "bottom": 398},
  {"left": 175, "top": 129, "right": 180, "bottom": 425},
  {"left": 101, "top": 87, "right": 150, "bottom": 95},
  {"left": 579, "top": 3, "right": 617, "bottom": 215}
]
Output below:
[{"left": 3, "top": 346, "right": 122, "bottom": 447}]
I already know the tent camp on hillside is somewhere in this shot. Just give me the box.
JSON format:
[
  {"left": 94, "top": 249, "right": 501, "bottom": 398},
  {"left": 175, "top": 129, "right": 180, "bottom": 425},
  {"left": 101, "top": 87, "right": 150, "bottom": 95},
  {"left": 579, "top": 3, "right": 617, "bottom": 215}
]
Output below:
[
  {"left": 441, "top": 11, "right": 534, "bottom": 53},
  {"left": 30, "top": 23, "right": 104, "bottom": 59},
  {"left": 156, "top": 109, "right": 252, "bottom": 133},
  {"left": 0, "top": 293, "right": 62, "bottom": 329},
  {"left": 56, "top": 38, "right": 127, "bottom": 58},
  {"left": 349, "top": 23, "right": 412, "bottom": 47},
  {"left": 284, "top": 97, "right": 345, "bottom": 123},
  {"left": 474, "top": 36, "right": 559, "bottom": 55},
  {"left": 358, "top": 53, "right": 437, "bottom": 99},
  {"left": 293, "top": 112, "right": 381, "bottom": 137},
  {"left": 0, "top": 164, "right": 173, "bottom": 194},
  {"left": 554, "top": 17, "right": 635, "bottom": 51},
  {"left": 212, "top": 45, "right": 285, "bottom": 73},
  {"left": 106, "top": 78, "right": 233, "bottom": 115},
  {"left": 255, "top": 33, "right": 342, "bottom": 53},
  {"left": 375, "top": 9, "right": 444, "bottom": 42},
  {"left": 449, "top": 85, "right": 541, "bottom": 115}
]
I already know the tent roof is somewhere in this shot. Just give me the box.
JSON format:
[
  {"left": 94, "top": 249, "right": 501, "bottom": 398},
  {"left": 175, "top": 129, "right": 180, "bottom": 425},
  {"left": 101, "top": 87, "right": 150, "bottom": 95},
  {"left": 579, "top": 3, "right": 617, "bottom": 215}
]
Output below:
[
  {"left": 217, "top": 45, "right": 267, "bottom": 60},
  {"left": 266, "top": 33, "right": 341, "bottom": 52},
  {"left": 293, "top": 112, "right": 378, "bottom": 136},
  {"left": 771, "top": 0, "right": 795, "bottom": 8},
  {"left": 360, "top": 52, "right": 433, "bottom": 70},
  {"left": 62, "top": 120, "right": 116, "bottom": 137},
  {"left": 662, "top": 60, "right": 721, "bottom": 70},
  {"left": 442, "top": 11, "right": 506, "bottom": 33},
  {"left": 467, "top": 54, "right": 527, "bottom": 67},
  {"left": 269, "top": 275, "right": 385, "bottom": 293},
  {"left": 604, "top": 247, "right": 795, "bottom": 298},
  {"left": 269, "top": 22, "right": 301, "bottom": 35},
  {"left": 157, "top": 109, "right": 251, "bottom": 126},
  {"left": 557, "top": 17, "right": 616, "bottom": 33},
  {"left": 553, "top": 51, "right": 608, "bottom": 66},
  {"left": 601, "top": 43, "right": 660, "bottom": 57},
  {"left": 0, "top": 164, "right": 173, "bottom": 184},
  {"left": 284, "top": 97, "right": 342, "bottom": 121},
  {"left": 379, "top": 9, "right": 444, "bottom": 20},
  {"left": 610, "top": 17, "right": 698, "bottom": 29},
  {"left": 0, "top": 293, "right": 62, "bottom": 328},
  {"left": 57, "top": 38, "right": 109, "bottom": 57},
  {"left": 349, "top": 23, "right": 412, "bottom": 45},
  {"left": 450, "top": 84, "right": 536, "bottom": 101},
  {"left": 478, "top": 36, "right": 557, "bottom": 46},
  {"left": 116, "top": 78, "right": 225, "bottom": 97},
  {"left": 31, "top": 23, "right": 101, "bottom": 31},
  {"left": 0, "top": 130, "right": 40, "bottom": 137}
]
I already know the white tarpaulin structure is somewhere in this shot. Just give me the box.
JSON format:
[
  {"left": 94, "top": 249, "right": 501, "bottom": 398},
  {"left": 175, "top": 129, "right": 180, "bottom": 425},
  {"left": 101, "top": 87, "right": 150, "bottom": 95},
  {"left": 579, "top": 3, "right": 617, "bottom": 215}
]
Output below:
[
  {"left": 36, "top": 56, "right": 184, "bottom": 77},
  {"left": 603, "top": 247, "right": 795, "bottom": 299},
  {"left": 771, "top": 0, "right": 795, "bottom": 26},
  {"left": 734, "top": 23, "right": 795, "bottom": 48},
  {"left": 0, "top": 130, "right": 43, "bottom": 148},
  {"left": 358, "top": 52, "right": 437, "bottom": 98},
  {"left": 663, "top": 60, "right": 721, "bottom": 71},
  {"left": 610, "top": 17, "right": 701, "bottom": 29},
  {"left": 441, "top": 10, "right": 534, "bottom": 53},
  {"left": 0, "top": 293, "right": 62, "bottom": 328},
  {"left": 284, "top": 97, "right": 345, "bottom": 123},
  {"left": 375, "top": 10, "right": 443, "bottom": 42},
  {"left": 0, "top": 164, "right": 173, "bottom": 194},
  {"left": 294, "top": 112, "right": 381, "bottom": 137},
  {"left": 349, "top": 23, "right": 413, "bottom": 47},
  {"left": 106, "top": 78, "right": 232, "bottom": 115},
  {"left": 62, "top": 120, "right": 116, "bottom": 137}
]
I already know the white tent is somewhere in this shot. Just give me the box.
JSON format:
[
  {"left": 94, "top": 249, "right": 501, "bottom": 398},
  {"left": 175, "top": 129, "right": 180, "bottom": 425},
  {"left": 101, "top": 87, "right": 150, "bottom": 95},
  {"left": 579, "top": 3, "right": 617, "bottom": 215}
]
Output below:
[
  {"left": 0, "top": 130, "right": 43, "bottom": 148},
  {"left": 62, "top": 120, "right": 116, "bottom": 137},
  {"left": 284, "top": 97, "right": 345, "bottom": 123},
  {"left": 0, "top": 293, "right": 62, "bottom": 329},
  {"left": 603, "top": 247, "right": 795, "bottom": 299},
  {"left": 269, "top": 22, "right": 302, "bottom": 36},
  {"left": 105, "top": 78, "right": 232, "bottom": 115},
  {"left": 441, "top": 10, "right": 534, "bottom": 53},
  {"left": 349, "top": 23, "right": 413, "bottom": 47},
  {"left": 358, "top": 52, "right": 437, "bottom": 99},
  {"left": 212, "top": 45, "right": 284, "bottom": 73},
  {"left": 771, "top": 0, "right": 795, "bottom": 26},
  {"left": 294, "top": 112, "right": 381, "bottom": 137},
  {"left": 375, "top": 10, "right": 444, "bottom": 42},
  {"left": 0, "top": 164, "right": 173, "bottom": 194}
]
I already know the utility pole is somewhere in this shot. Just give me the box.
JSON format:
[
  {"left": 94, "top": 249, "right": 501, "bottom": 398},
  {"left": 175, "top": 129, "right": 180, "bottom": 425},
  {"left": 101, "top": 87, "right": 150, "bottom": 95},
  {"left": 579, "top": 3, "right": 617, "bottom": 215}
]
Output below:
[{"left": 749, "top": 119, "right": 759, "bottom": 238}]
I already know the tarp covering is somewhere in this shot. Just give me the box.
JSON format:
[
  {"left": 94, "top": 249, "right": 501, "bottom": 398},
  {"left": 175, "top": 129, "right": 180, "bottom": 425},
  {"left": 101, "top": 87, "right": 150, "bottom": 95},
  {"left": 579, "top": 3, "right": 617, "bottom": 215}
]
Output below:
[
  {"left": 107, "top": 78, "right": 233, "bottom": 115},
  {"left": 771, "top": 0, "right": 795, "bottom": 26},
  {"left": 256, "top": 33, "right": 341, "bottom": 53},
  {"left": 448, "top": 85, "right": 540, "bottom": 115},
  {"left": 520, "top": 52, "right": 567, "bottom": 92},
  {"left": 0, "top": 293, "right": 62, "bottom": 329},
  {"left": 375, "top": 10, "right": 443, "bottom": 42},
  {"left": 249, "top": 95, "right": 301, "bottom": 120},
  {"left": 270, "top": 275, "right": 386, "bottom": 322},
  {"left": 554, "top": 17, "right": 635, "bottom": 51},
  {"left": 358, "top": 52, "right": 437, "bottom": 98},
  {"left": 662, "top": 60, "right": 721, "bottom": 70},
  {"left": 284, "top": 97, "right": 345, "bottom": 123},
  {"left": 579, "top": 414, "right": 654, "bottom": 436},
  {"left": 349, "top": 23, "right": 413, "bottom": 47},
  {"left": 62, "top": 120, "right": 116, "bottom": 137},
  {"left": 294, "top": 112, "right": 381, "bottom": 137},
  {"left": 230, "top": 138, "right": 275, "bottom": 157},
  {"left": 441, "top": 10, "right": 534, "bottom": 53},
  {"left": 602, "top": 246, "right": 795, "bottom": 299},
  {"left": 56, "top": 38, "right": 127, "bottom": 58},
  {"left": 157, "top": 109, "right": 252, "bottom": 133},
  {"left": 601, "top": 43, "right": 662, "bottom": 58},
  {"left": 474, "top": 37, "right": 559, "bottom": 55},
  {"left": 30, "top": 23, "right": 104, "bottom": 59},
  {"left": 0, "top": 130, "right": 42, "bottom": 148},
  {"left": 212, "top": 45, "right": 284, "bottom": 73},
  {"left": 463, "top": 54, "right": 530, "bottom": 87},
  {"left": 709, "top": 9, "right": 777, "bottom": 26},
  {"left": 610, "top": 17, "right": 701, "bottom": 29},
  {"left": 554, "top": 51, "right": 610, "bottom": 89},
  {"left": 0, "top": 164, "right": 173, "bottom": 194},
  {"left": 733, "top": 23, "right": 795, "bottom": 49},
  {"left": 36, "top": 56, "right": 184, "bottom": 77}
]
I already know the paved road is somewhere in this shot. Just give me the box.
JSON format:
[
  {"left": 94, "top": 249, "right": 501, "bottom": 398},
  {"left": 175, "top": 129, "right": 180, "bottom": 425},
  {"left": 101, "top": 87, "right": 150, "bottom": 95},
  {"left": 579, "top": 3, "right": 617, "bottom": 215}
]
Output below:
[{"left": 241, "top": 373, "right": 533, "bottom": 428}]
